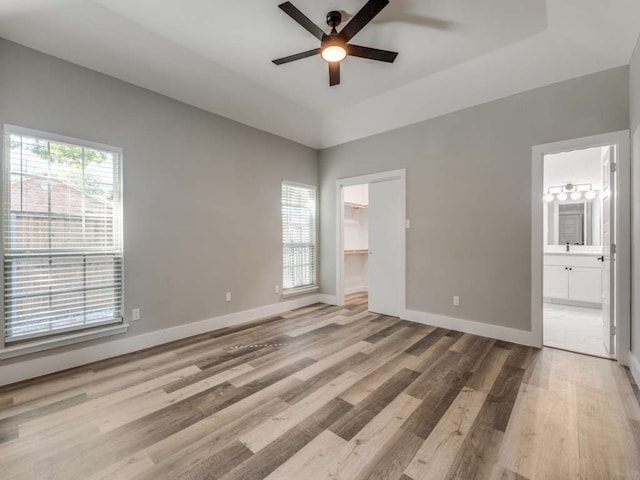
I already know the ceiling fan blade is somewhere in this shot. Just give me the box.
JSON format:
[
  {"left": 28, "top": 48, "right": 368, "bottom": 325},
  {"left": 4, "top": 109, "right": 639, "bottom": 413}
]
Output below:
[
  {"left": 348, "top": 44, "right": 398, "bottom": 63},
  {"left": 273, "top": 48, "right": 321, "bottom": 65},
  {"left": 278, "top": 2, "right": 325, "bottom": 41},
  {"left": 340, "top": 0, "right": 389, "bottom": 41},
  {"left": 329, "top": 62, "right": 340, "bottom": 86}
]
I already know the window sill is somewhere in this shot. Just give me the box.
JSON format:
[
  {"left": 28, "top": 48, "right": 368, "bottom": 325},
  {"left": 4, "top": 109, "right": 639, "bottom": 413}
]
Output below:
[
  {"left": 281, "top": 285, "right": 319, "bottom": 298},
  {"left": 0, "top": 323, "right": 130, "bottom": 360}
]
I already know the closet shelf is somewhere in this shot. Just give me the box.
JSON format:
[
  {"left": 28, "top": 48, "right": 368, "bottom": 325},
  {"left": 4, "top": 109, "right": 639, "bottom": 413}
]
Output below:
[
  {"left": 344, "top": 202, "right": 368, "bottom": 210},
  {"left": 344, "top": 249, "right": 368, "bottom": 255}
]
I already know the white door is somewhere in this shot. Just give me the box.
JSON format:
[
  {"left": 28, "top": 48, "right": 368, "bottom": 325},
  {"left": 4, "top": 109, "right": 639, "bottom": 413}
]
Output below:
[
  {"left": 601, "top": 146, "right": 615, "bottom": 355},
  {"left": 368, "top": 179, "right": 403, "bottom": 316}
]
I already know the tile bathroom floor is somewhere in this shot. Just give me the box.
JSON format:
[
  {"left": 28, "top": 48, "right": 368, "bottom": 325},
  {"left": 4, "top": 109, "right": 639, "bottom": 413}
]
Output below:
[{"left": 543, "top": 303, "right": 610, "bottom": 358}]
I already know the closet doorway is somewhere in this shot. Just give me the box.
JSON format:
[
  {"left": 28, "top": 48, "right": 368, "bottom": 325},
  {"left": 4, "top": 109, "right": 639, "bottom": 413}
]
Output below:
[
  {"left": 342, "top": 184, "right": 369, "bottom": 297},
  {"left": 336, "top": 169, "right": 406, "bottom": 317}
]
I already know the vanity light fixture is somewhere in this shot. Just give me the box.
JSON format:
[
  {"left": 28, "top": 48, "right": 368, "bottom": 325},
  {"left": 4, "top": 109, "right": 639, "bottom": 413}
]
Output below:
[{"left": 545, "top": 183, "right": 597, "bottom": 202}]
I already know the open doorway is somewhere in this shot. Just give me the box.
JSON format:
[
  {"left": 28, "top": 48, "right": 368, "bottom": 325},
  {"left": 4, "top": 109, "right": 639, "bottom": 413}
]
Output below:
[
  {"left": 532, "top": 131, "right": 630, "bottom": 364},
  {"left": 336, "top": 169, "right": 406, "bottom": 317},
  {"left": 343, "top": 185, "right": 369, "bottom": 304},
  {"left": 542, "top": 146, "right": 612, "bottom": 357}
]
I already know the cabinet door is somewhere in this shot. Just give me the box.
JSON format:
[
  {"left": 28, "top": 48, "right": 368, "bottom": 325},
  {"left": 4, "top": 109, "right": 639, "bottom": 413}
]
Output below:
[
  {"left": 544, "top": 265, "right": 569, "bottom": 299},
  {"left": 568, "top": 267, "right": 602, "bottom": 304}
]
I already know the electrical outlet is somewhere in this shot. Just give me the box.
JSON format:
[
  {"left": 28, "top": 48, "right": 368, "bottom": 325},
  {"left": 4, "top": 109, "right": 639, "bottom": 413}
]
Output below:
[
  {"left": 453, "top": 296, "right": 460, "bottom": 307},
  {"left": 275, "top": 285, "right": 280, "bottom": 294},
  {"left": 132, "top": 308, "right": 141, "bottom": 321},
  {"left": 226, "top": 292, "right": 232, "bottom": 302}
]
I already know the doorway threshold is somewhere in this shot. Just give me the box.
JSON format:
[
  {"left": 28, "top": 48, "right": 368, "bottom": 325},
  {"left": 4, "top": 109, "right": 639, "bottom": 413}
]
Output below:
[{"left": 543, "top": 344, "right": 615, "bottom": 361}]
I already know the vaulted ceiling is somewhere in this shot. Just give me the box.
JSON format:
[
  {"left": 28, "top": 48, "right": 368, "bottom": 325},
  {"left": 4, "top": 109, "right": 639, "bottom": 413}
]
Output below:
[{"left": 1, "top": 1, "right": 639, "bottom": 148}]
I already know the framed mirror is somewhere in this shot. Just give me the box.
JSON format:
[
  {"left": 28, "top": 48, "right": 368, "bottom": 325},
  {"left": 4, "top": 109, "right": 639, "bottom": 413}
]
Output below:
[{"left": 545, "top": 197, "right": 600, "bottom": 246}]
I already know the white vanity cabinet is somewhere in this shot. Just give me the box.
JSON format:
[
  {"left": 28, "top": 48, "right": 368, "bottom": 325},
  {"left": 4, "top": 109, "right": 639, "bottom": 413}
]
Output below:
[
  {"left": 544, "top": 265, "right": 569, "bottom": 299},
  {"left": 543, "top": 254, "right": 602, "bottom": 306}
]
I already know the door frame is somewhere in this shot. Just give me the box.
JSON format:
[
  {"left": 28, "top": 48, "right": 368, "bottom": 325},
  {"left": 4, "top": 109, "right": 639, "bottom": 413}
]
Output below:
[
  {"left": 531, "top": 131, "right": 631, "bottom": 364},
  {"left": 335, "top": 169, "right": 406, "bottom": 310}
]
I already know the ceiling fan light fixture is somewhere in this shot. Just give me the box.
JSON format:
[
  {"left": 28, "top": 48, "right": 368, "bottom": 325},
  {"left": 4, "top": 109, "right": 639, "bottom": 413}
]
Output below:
[
  {"left": 321, "top": 39, "right": 347, "bottom": 63},
  {"left": 321, "top": 45, "right": 347, "bottom": 62},
  {"left": 274, "top": 1, "right": 398, "bottom": 85}
]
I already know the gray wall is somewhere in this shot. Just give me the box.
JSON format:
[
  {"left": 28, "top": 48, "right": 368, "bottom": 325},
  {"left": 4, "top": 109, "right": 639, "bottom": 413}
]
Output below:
[
  {"left": 320, "top": 66, "right": 629, "bottom": 331},
  {"left": 0, "top": 39, "right": 318, "bottom": 354},
  {"left": 0, "top": 35, "right": 634, "bottom": 369},
  {"left": 631, "top": 35, "right": 640, "bottom": 357}
]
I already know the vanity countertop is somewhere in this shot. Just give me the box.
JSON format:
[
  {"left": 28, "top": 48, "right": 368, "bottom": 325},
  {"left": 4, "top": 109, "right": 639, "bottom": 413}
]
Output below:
[{"left": 544, "top": 251, "right": 602, "bottom": 257}]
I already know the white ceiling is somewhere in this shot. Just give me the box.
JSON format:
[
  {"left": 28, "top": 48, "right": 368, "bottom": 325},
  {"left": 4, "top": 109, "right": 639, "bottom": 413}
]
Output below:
[
  {"left": 1, "top": 1, "right": 639, "bottom": 148},
  {"left": 544, "top": 147, "right": 605, "bottom": 191}
]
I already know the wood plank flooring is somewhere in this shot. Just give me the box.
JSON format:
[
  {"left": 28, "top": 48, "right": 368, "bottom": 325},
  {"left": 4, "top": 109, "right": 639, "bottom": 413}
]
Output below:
[{"left": 1, "top": 292, "right": 639, "bottom": 479}]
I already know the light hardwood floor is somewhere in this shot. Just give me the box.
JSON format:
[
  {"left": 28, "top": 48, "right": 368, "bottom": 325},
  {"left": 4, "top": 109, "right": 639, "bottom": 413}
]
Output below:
[{"left": 1, "top": 292, "right": 639, "bottom": 480}]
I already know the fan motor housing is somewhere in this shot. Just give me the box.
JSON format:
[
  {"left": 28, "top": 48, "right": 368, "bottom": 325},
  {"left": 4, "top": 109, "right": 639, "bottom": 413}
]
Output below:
[{"left": 326, "top": 10, "right": 342, "bottom": 28}]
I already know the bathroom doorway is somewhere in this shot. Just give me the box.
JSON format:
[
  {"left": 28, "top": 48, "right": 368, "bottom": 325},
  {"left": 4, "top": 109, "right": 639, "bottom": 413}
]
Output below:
[
  {"left": 542, "top": 146, "right": 611, "bottom": 357},
  {"left": 532, "top": 131, "right": 631, "bottom": 363}
]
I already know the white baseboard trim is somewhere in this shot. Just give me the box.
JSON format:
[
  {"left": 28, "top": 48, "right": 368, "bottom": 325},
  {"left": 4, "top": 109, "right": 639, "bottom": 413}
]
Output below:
[
  {"left": 629, "top": 352, "right": 640, "bottom": 387},
  {"left": 317, "top": 294, "right": 340, "bottom": 305},
  {"left": 344, "top": 286, "right": 368, "bottom": 295},
  {"left": 402, "top": 309, "right": 537, "bottom": 347},
  {"left": 1, "top": 294, "right": 325, "bottom": 387}
]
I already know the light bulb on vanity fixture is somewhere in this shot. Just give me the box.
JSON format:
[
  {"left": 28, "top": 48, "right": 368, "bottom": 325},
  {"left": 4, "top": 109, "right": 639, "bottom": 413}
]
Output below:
[
  {"left": 556, "top": 192, "right": 568, "bottom": 201},
  {"left": 570, "top": 191, "right": 582, "bottom": 200},
  {"left": 544, "top": 193, "right": 555, "bottom": 202},
  {"left": 584, "top": 190, "right": 597, "bottom": 200}
]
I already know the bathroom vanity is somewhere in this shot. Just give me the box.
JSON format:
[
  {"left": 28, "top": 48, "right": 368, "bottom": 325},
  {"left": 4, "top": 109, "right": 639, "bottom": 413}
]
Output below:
[{"left": 543, "top": 251, "right": 602, "bottom": 307}]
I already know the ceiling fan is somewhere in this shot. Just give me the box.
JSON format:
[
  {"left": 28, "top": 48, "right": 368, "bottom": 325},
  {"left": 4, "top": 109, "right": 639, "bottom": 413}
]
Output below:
[{"left": 273, "top": 0, "right": 398, "bottom": 87}]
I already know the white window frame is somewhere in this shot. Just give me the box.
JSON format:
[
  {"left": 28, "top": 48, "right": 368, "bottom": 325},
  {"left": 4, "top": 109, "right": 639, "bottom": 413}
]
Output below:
[
  {"left": 0, "top": 125, "right": 127, "bottom": 358},
  {"left": 281, "top": 181, "right": 318, "bottom": 298}
]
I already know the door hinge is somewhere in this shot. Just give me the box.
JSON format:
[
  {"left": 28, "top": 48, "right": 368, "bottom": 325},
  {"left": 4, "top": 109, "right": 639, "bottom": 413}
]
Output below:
[
  {"left": 611, "top": 325, "right": 616, "bottom": 335},
  {"left": 611, "top": 243, "right": 617, "bottom": 255},
  {"left": 610, "top": 162, "right": 617, "bottom": 173}
]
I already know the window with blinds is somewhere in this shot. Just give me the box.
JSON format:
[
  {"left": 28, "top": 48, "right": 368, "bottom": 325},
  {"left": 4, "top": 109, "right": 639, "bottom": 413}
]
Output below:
[
  {"left": 3, "top": 127, "right": 123, "bottom": 343},
  {"left": 282, "top": 182, "right": 316, "bottom": 292}
]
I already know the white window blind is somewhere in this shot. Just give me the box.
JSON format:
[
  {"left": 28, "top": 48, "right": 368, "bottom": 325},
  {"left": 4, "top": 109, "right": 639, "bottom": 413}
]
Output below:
[
  {"left": 282, "top": 182, "right": 316, "bottom": 291},
  {"left": 3, "top": 127, "right": 123, "bottom": 343}
]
